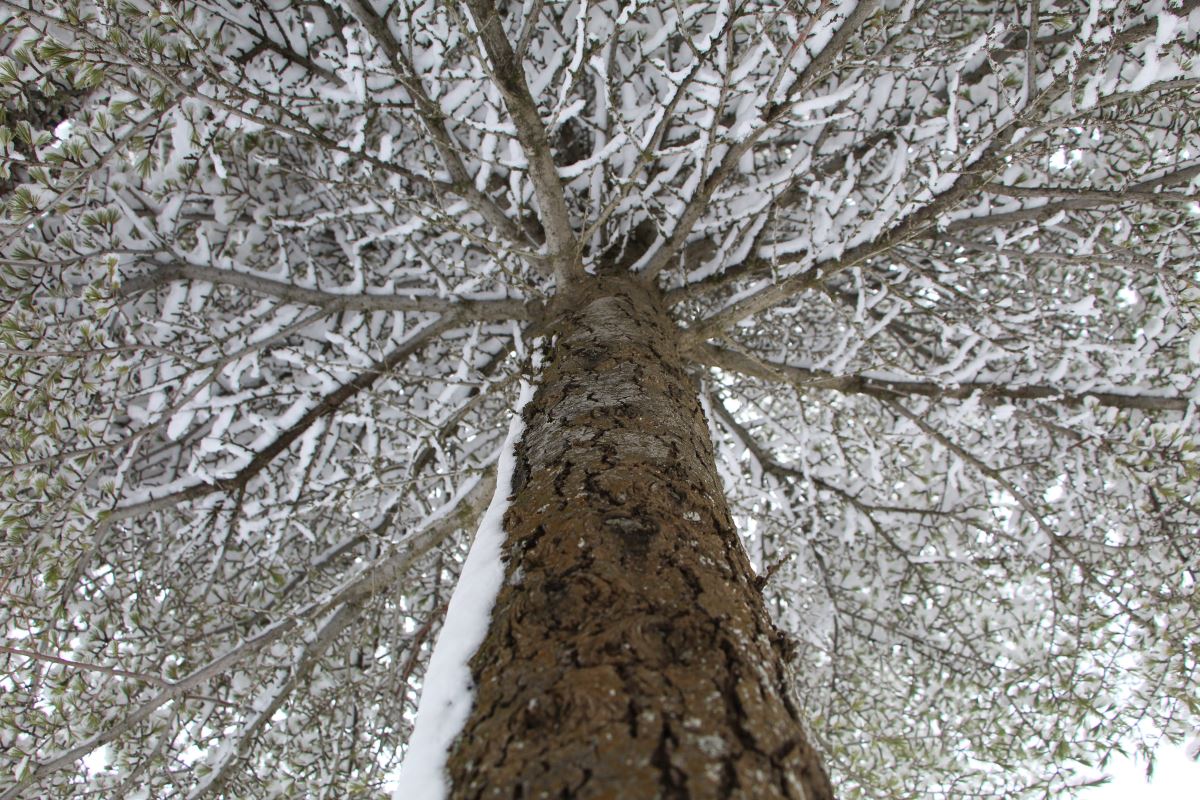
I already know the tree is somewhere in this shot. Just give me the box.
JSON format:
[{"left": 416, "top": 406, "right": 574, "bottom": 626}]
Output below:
[{"left": 1, "top": 0, "right": 1197, "bottom": 796}]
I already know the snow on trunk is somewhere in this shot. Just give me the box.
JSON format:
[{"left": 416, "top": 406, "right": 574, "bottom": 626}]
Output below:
[
  {"left": 442, "top": 277, "right": 834, "bottom": 799},
  {"left": 392, "top": 380, "right": 536, "bottom": 800}
]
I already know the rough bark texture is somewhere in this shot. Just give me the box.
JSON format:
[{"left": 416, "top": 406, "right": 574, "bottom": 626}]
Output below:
[{"left": 446, "top": 276, "right": 833, "bottom": 799}]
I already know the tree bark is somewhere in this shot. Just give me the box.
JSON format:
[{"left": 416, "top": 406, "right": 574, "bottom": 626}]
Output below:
[{"left": 446, "top": 276, "right": 833, "bottom": 799}]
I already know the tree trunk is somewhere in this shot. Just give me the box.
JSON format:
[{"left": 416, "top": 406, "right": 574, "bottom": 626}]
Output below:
[{"left": 446, "top": 276, "right": 832, "bottom": 799}]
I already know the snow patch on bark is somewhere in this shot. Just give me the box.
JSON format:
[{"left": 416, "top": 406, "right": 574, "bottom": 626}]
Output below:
[{"left": 392, "top": 380, "right": 536, "bottom": 800}]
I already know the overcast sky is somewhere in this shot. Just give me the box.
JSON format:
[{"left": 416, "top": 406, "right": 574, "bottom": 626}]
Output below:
[{"left": 1079, "top": 742, "right": 1200, "bottom": 800}]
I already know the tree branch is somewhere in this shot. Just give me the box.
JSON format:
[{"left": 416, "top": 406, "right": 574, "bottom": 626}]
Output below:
[
  {"left": 101, "top": 315, "right": 460, "bottom": 519},
  {"left": 882, "top": 395, "right": 1057, "bottom": 541},
  {"left": 948, "top": 163, "right": 1200, "bottom": 231},
  {"left": 119, "top": 262, "right": 530, "bottom": 321},
  {"left": 688, "top": 342, "right": 1189, "bottom": 413},
  {"left": 2, "top": 470, "right": 498, "bottom": 800},
  {"left": 186, "top": 601, "right": 364, "bottom": 800},
  {"left": 982, "top": 184, "right": 1196, "bottom": 204},
  {"left": 461, "top": 0, "right": 580, "bottom": 281},
  {"left": 53, "top": 312, "right": 457, "bottom": 601},
  {"left": 238, "top": 34, "right": 346, "bottom": 88},
  {"left": 672, "top": 9, "right": 1199, "bottom": 322},
  {"left": 641, "top": 0, "right": 880, "bottom": 282},
  {"left": 0, "top": 644, "right": 171, "bottom": 689},
  {"left": 337, "top": 0, "right": 534, "bottom": 253},
  {"left": 679, "top": 118, "right": 1036, "bottom": 339}
]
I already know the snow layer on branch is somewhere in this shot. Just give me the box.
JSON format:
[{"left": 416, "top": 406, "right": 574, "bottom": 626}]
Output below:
[
  {"left": 4, "top": 1, "right": 1200, "bottom": 797},
  {"left": 391, "top": 380, "right": 536, "bottom": 800}
]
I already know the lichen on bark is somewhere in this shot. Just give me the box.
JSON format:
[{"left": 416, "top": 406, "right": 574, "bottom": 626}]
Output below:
[{"left": 446, "top": 276, "right": 832, "bottom": 799}]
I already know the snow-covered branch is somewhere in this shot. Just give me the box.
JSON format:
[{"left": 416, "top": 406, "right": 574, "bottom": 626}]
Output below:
[
  {"left": 950, "top": 163, "right": 1200, "bottom": 231},
  {"left": 338, "top": 0, "right": 534, "bottom": 252},
  {"left": 461, "top": 0, "right": 580, "bottom": 280},
  {"left": 4, "top": 1, "right": 1198, "bottom": 796},
  {"left": 120, "top": 262, "right": 530, "bottom": 320},
  {"left": 0, "top": 470, "right": 497, "bottom": 799},
  {"left": 690, "top": 342, "right": 1191, "bottom": 413}
]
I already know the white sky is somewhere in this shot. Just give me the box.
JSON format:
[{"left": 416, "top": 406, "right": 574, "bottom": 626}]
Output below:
[{"left": 1079, "top": 742, "right": 1200, "bottom": 800}]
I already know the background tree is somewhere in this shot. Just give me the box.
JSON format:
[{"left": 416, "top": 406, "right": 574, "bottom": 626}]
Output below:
[{"left": 1, "top": 0, "right": 1198, "bottom": 797}]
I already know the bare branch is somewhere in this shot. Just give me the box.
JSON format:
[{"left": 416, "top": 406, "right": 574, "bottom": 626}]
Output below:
[
  {"left": 514, "top": 0, "right": 546, "bottom": 63},
  {"left": 0, "top": 644, "right": 171, "bottom": 689},
  {"left": 1023, "top": 0, "right": 1040, "bottom": 109}
]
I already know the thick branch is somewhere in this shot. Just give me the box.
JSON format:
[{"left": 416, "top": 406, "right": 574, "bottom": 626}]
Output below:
[
  {"left": 119, "top": 262, "right": 529, "bottom": 321},
  {"left": 462, "top": 0, "right": 580, "bottom": 280},
  {"left": 949, "top": 163, "right": 1200, "bottom": 231},
  {"left": 688, "top": 342, "right": 1189, "bottom": 413}
]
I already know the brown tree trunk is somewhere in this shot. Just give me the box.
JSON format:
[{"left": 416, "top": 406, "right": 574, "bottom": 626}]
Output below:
[{"left": 446, "top": 276, "right": 832, "bottom": 799}]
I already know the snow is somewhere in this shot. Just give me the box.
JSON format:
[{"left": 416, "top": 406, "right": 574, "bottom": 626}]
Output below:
[
  {"left": 558, "top": 133, "right": 628, "bottom": 179},
  {"left": 1079, "top": 742, "right": 1200, "bottom": 800},
  {"left": 11, "top": 3, "right": 1200, "bottom": 798},
  {"left": 391, "top": 379, "right": 536, "bottom": 800}
]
